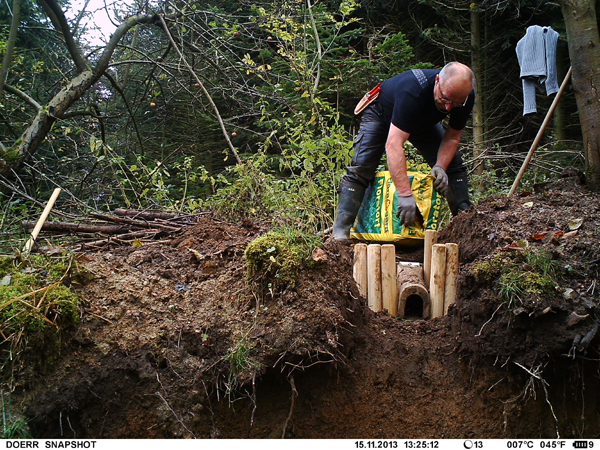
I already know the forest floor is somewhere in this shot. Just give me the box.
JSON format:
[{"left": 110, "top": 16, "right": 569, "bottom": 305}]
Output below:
[{"left": 8, "top": 173, "right": 600, "bottom": 439}]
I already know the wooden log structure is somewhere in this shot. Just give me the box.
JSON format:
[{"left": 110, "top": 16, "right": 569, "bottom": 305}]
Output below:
[
  {"left": 381, "top": 244, "right": 397, "bottom": 316},
  {"left": 367, "top": 244, "right": 382, "bottom": 312},
  {"left": 397, "top": 262, "right": 429, "bottom": 319},
  {"left": 429, "top": 244, "right": 447, "bottom": 318},
  {"left": 353, "top": 243, "right": 368, "bottom": 298},
  {"left": 423, "top": 230, "right": 438, "bottom": 290},
  {"left": 444, "top": 243, "right": 460, "bottom": 315}
]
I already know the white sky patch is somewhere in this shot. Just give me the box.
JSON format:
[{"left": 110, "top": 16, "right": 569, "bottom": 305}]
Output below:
[{"left": 67, "top": 0, "right": 133, "bottom": 46}]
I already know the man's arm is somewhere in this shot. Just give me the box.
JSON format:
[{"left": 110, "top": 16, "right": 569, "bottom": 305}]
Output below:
[
  {"left": 435, "top": 126, "right": 463, "bottom": 169},
  {"left": 386, "top": 123, "right": 412, "bottom": 195},
  {"left": 386, "top": 123, "right": 422, "bottom": 227}
]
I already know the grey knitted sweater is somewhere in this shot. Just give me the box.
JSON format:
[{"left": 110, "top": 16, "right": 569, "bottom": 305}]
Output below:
[{"left": 515, "top": 25, "right": 560, "bottom": 115}]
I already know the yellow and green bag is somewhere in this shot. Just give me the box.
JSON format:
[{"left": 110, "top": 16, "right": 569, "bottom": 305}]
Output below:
[{"left": 350, "top": 170, "right": 441, "bottom": 245}]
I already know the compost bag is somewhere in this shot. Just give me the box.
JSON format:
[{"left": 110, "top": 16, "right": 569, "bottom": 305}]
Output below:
[{"left": 350, "top": 170, "right": 441, "bottom": 244}]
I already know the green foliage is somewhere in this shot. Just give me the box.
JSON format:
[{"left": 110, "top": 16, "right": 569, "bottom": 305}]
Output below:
[
  {"left": 226, "top": 336, "right": 257, "bottom": 379},
  {"left": 205, "top": 153, "right": 278, "bottom": 219},
  {"left": 474, "top": 249, "right": 558, "bottom": 308},
  {"left": 206, "top": 1, "right": 422, "bottom": 231},
  {"left": 224, "top": 335, "right": 258, "bottom": 398},
  {"left": 0, "top": 253, "right": 84, "bottom": 384},
  {"left": 1, "top": 393, "right": 31, "bottom": 439},
  {"left": 207, "top": 91, "right": 355, "bottom": 231},
  {"left": 96, "top": 145, "right": 215, "bottom": 212}
]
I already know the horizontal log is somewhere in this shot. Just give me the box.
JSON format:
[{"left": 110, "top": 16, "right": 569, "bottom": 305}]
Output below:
[
  {"left": 113, "top": 209, "right": 180, "bottom": 220},
  {"left": 89, "top": 212, "right": 180, "bottom": 231},
  {"left": 22, "top": 221, "right": 133, "bottom": 234},
  {"left": 397, "top": 262, "right": 429, "bottom": 319}
]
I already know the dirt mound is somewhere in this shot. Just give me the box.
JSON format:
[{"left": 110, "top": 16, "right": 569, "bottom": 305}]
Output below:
[
  {"left": 442, "top": 178, "right": 599, "bottom": 367},
  {"left": 11, "top": 180, "right": 600, "bottom": 439}
]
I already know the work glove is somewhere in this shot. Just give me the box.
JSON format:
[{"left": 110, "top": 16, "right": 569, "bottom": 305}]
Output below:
[
  {"left": 431, "top": 165, "right": 450, "bottom": 196},
  {"left": 396, "top": 192, "right": 420, "bottom": 228}
]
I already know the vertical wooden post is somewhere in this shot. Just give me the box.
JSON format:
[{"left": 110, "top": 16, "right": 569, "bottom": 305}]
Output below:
[
  {"left": 430, "top": 244, "right": 446, "bottom": 318},
  {"left": 22, "top": 188, "right": 62, "bottom": 257},
  {"left": 424, "top": 230, "right": 438, "bottom": 290},
  {"left": 353, "top": 243, "right": 368, "bottom": 298},
  {"left": 444, "top": 243, "right": 460, "bottom": 315},
  {"left": 367, "top": 244, "right": 382, "bottom": 312},
  {"left": 381, "top": 244, "right": 397, "bottom": 316}
]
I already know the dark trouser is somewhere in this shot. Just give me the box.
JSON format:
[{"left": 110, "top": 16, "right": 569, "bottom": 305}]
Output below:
[{"left": 341, "top": 103, "right": 471, "bottom": 216}]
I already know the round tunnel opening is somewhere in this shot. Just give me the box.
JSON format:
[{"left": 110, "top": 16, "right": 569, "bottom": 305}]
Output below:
[{"left": 404, "top": 294, "right": 424, "bottom": 319}]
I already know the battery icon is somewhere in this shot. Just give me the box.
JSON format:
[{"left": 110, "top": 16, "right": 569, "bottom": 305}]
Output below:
[{"left": 573, "top": 442, "right": 588, "bottom": 449}]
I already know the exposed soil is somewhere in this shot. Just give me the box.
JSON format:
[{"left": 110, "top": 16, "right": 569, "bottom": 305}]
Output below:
[{"left": 11, "top": 174, "right": 600, "bottom": 439}]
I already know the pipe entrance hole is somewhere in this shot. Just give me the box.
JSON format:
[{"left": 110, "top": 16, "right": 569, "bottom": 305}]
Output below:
[{"left": 404, "top": 294, "right": 424, "bottom": 319}]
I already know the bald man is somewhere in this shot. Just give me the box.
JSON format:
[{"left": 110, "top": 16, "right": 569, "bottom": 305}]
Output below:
[{"left": 332, "top": 62, "right": 476, "bottom": 241}]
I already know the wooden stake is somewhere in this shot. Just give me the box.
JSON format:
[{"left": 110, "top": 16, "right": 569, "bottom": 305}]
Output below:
[
  {"left": 424, "top": 230, "right": 438, "bottom": 290},
  {"left": 444, "top": 243, "right": 459, "bottom": 315},
  {"left": 353, "top": 243, "right": 368, "bottom": 298},
  {"left": 429, "top": 244, "right": 447, "bottom": 318},
  {"left": 381, "top": 244, "right": 397, "bottom": 316},
  {"left": 367, "top": 244, "right": 382, "bottom": 312},
  {"left": 397, "top": 262, "right": 429, "bottom": 319},
  {"left": 22, "top": 188, "right": 61, "bottom": 257}
]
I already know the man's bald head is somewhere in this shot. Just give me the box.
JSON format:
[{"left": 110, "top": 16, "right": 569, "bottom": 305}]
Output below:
[{"left": 438, "top": 62, "right": 475, "bottom": 100}]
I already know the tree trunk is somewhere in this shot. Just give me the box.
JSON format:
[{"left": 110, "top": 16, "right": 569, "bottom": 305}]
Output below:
[
  {"left": 470, "top": 5, "right": 485, "bottom": 180},
  {"left": 558, "top": 0, "right": 600, "bottom": 190},
  {"left": 553, "top": 46, "right": 569, "bottom": 142},
  {"left": 0, "top": 0, "right": 21, "bottom": 97}
]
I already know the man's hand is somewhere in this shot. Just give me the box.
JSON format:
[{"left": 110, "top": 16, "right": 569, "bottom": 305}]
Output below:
[
  {"left": 431, "top": 165, "right": 450, "bottom": 196},
  {"left": 396, "top": 193, "right": 419, "bottom": 227}
]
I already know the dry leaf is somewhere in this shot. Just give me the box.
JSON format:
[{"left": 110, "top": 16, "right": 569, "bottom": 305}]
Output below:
[
  {"left": 501, "top": 242, "right": 525, "bottom": 251},
  {"left": 567, "top": 311, "right": 589, "bottom": 327},
  {"left": 523, "top": 202, "right": 534, "bottom": 208},
  {"left": 312, "top": 247, "right": 328, "bottom": 262},
  {"left": 568, "top": 218, "right": 584, "bottom": 230},
  {"left": 188, "top": 248, "right": 205, "bottom": 260},
  {"left": 562, "top": 230, "right": 578, "bottom": 239},
  {"left": 533, "top": 232, "right": 549, "bottom": 240}
]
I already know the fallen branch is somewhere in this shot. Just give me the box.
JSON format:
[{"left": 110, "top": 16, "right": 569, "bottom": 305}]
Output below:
[
  {"left": 88, "top": 212, "right": 180, "bottom": 232},
  {"left": 23, "top": 221, "right": 133, "bottom": 234},
  {"left": 113, "top": 208, "right": 183, "bottom": 220},
  {"left": 75, "top": 229, "right": 162, "bottom": 250}
]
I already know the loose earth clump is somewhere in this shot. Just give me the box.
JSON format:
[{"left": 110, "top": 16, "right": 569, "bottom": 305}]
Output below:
[{"left": 3, "top": 178, "right": 600, "bottom": 439}]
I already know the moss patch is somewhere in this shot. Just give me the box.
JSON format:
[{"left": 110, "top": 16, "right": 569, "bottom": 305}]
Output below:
[
  {"left": 473, "top": 249, "right": 559, "bottom": 308},
  {"left": 245, "top": 230, "right": 317, "bottom": 299},
  {"left": 0, "top": 253, "right": 86, "bottom": 384}
]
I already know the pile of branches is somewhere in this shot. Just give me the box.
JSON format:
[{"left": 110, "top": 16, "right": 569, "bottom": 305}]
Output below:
[{"left": 22, "top": 209, "right": 198, "bottom": 252}]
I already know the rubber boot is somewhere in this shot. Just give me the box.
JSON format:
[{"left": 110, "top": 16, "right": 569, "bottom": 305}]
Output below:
[
  {"left": 332, "top": 180, "right": 366, "bottom": 241},
  {"left": 447, "top": 176, "right": 471, "bottom": 216}
]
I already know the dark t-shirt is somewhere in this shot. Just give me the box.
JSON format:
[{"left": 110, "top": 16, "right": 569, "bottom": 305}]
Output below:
[{"left": 377, "top": 69, "right": 475, "bottom": 135}]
